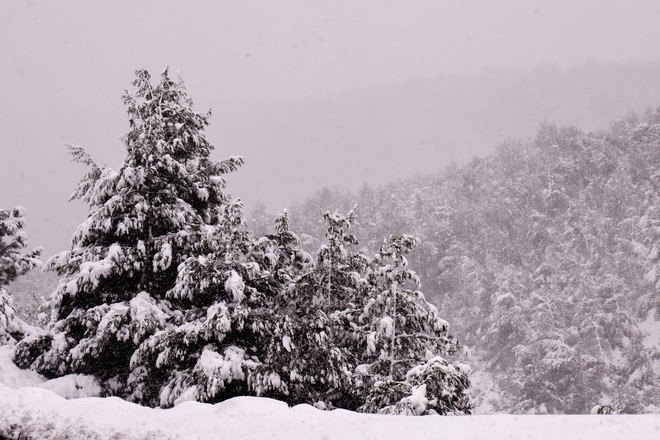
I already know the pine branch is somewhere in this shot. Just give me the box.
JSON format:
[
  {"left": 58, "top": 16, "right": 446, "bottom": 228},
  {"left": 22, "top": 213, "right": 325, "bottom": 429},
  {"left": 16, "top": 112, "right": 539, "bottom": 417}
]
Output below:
[
  {"left": 67, "top": 145, "right": 104, "bottom": 203},
  {"left": 67, "top": 144, "right": 99, "bottom": 168}
]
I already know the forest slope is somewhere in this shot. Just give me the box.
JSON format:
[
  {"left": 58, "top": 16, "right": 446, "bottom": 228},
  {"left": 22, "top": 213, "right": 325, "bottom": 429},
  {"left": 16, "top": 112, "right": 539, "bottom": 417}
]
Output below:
[{"left": 272, "top": 109, "right": 660, "bottom": 414}]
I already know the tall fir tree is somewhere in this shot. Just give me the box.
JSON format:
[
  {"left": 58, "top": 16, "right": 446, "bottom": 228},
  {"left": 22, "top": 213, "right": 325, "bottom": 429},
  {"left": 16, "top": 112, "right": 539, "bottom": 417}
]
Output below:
[
  {"left": 352, "top": 233, "right": 471, "bottom": 415},
  {"left": 14, "top": 69, "right": 243, "bottom": 394}
]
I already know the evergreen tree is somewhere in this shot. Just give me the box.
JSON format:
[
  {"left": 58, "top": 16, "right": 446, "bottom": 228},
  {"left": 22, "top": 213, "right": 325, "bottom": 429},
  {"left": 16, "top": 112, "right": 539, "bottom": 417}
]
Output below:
[
  {"left": 0, "top": 206, "right": 42, "bottom": 345},
  {"left": 14, "top": 69, "right": 243, "bottom": 395},
  {"left": 127, "top": 196, "right": 263, "bottom": 406},
  {"left": 0, "top": 288, "right": 23, "bottom": 345},
  {"left": 352, "top": 234, "right": 471, "bottom": 415},
  {"left": 143, "top": 208, "right": 358, "bottom": 409},
  {"left": 0, "top": 207, "right": 41, "bottom": 286},
  {"left": 262, "top": 208, "right": 471, "bottom": 413},
  {"left": 256, "top": 209, "right": 363, "bottom": 409}
]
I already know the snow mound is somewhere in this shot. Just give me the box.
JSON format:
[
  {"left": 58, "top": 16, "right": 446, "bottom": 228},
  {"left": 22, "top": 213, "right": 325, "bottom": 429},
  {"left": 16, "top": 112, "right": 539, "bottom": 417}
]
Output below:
[
  {"left": 1, "top": 383, "right": 660, "bottom": 440},
  {"left": 1, "top": 347, "right": 659, "bottom": 439},
  {"left": 0, "top": 345, "right": 45, "bottom": 389},
  {"left": 0, "top": 384, "right": 176, "bottom": 440},
  {"left": 39, "top": 374, "right": 102, "bottom": 399},
  {"left": 213, "top": 395, "right": 289, "bottom": 417}
]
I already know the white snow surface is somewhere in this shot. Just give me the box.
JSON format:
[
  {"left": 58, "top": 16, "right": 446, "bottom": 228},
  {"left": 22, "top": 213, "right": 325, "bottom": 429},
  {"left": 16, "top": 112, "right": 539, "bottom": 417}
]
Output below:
[
  {"left": 1, "top": 345, "right": 100, "bottom": 399},
  {"left": 39, "top": 374, "right": 102, "bottom": 399},
  {"left": 282, "top": 335, "right": 292, "bottom": 352},
  {"left": 224, "top": 270, "right": 245, "bottom": 302},
  {"left": 1, "top": 346, "right": 659, "bottom": 439},
  {"left": 405, "top": 384, "right": 429, "bottom": 415},
  {"left": 130, "top": 291, "right": 167, "bottom": 326},
  {"left": 0, "top": 345, "right": 44, "bottom": 389},
  {"left": 379, "top": 315, "right": 394, "bottom": 337},
  {"left": 2, "top": 384, "right": 659, "bottom": 440}
]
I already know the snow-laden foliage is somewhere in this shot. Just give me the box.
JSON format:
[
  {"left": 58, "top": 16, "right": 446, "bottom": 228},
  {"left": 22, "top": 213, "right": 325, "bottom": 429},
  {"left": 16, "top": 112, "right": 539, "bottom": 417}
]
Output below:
[
  {"left": 0, "top": 208, "right": 41, "bottom": 345},
  {"left": 348, "top": 233, "right": 470, "bottom": 414},
  {"left": 244, "top": 208, "right": 471, "bottom": 413},
  {"left": 0, "top": 207, "right": 41, "bottom": 287},
  {"left": 0, "top": 288, "right": 40, "bottom": 345},
  {"left": 127, "top": 204, "right": 471, "bottom": 413},
  {"left": 13, "top": 69, "right": 245, "bottom": 394}
]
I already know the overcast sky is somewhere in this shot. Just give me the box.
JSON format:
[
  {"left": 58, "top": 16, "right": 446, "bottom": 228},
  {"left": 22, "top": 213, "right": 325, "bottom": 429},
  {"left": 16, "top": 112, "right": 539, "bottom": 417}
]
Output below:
[{"left": 2, "top": 0, "right": 660, "bottom": 255}]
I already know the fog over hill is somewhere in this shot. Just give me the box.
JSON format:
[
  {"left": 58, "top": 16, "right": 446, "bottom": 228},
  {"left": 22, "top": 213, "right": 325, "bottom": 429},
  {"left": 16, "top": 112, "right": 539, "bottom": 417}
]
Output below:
[
  {"left": 5, "top": 62, "right": 660, "bottom": 256},
  {"left": 227, "top": 61, "right": 660, "bottom": 206}
]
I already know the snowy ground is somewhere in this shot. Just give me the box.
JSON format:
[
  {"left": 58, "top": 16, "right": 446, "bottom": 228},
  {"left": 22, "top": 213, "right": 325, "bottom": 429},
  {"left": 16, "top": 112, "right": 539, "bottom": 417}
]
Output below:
[{"left": 1, "top": 346, "right": 659, "bottom": 440}]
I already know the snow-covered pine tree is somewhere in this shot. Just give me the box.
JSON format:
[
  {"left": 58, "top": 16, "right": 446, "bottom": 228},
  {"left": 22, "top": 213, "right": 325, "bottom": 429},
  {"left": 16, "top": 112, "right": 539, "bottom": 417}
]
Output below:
[
  {"left": 0, "top": 207, "right": 42, "bottom": 345},
  {"left": 0, "top": 287, "right": 19, "bottom": 345},
  {"left": 12, "top": 70, "right": 470, "bottom": 413},
  {"left": 0, "top": 207, "right": 42, "bottom": 287},
  {"left": 13, "top": 69, "right": 243, "bottom": 396},
  {"left": 261, "top": 208, "right": 471, "bottom": 414},
  {"left": 258, "top": 208, "right": 471, "bottom": 414},
  {"left": 141, "top": 207, "right": 353, "bottom": 409},
  {"left": 0, "top": 287, "right": 41, "bottom": 345},
  {"left": 353, "top": 234, "right": 472, "bottom": 415},
  {"left": 251, "top": 209, "right": 362, "bottom": 409},
  {"left": 127, "top": 197, "right": 270, "bottom": 407}
]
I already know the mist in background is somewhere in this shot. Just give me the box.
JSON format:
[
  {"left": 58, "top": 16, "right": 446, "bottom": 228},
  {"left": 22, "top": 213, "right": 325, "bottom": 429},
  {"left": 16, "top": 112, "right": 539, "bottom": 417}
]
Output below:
[{"left": 2, "top": 0, "right": 660, "bottom": 256}]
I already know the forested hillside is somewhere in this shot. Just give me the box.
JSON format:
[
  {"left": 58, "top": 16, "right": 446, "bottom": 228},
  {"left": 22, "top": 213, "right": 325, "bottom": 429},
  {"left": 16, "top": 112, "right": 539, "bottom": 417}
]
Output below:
[{"left": 256, "top": 109, "right": 660, "bottom": 414}]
